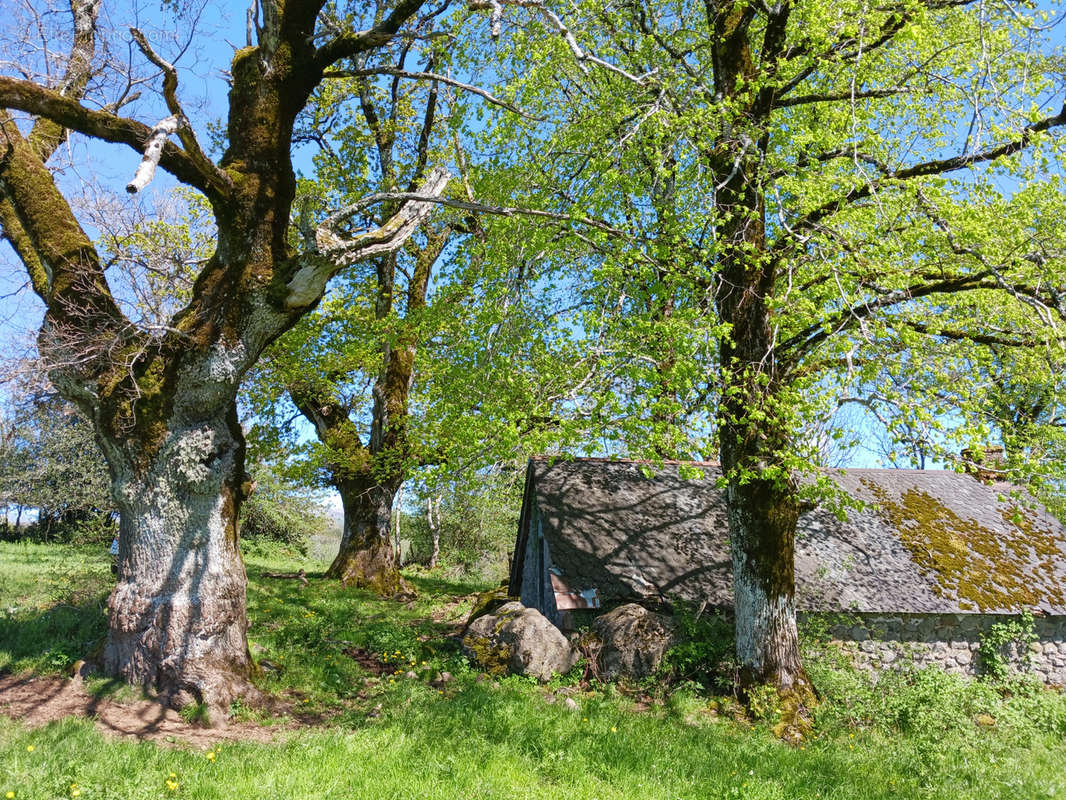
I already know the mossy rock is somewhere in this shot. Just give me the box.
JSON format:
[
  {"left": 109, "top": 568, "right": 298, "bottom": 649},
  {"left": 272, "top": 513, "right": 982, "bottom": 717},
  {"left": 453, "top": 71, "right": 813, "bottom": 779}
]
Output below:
[
  {"left": 461, "top": 601, "right": 577, "bottom": 682},
  {"left": 464, "top": 585, "right": 514, "bottom": 631},
  {"left": 461, "top": 635, "right": 512, "bottom": 677}
]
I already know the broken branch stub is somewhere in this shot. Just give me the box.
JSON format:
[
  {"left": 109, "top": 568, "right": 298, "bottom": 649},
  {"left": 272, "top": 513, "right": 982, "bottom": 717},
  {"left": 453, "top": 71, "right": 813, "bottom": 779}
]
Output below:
[
  {"left": 126, "top": 115, "right": 179, "bottom": 193},
  {"left": 284, "top": 165, "right": 452, "bottom": 309}
]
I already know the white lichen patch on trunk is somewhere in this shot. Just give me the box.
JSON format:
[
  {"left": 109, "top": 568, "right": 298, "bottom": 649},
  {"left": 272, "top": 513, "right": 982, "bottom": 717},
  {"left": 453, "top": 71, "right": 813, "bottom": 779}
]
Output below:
[
  {"left": 732, "top": 567, "right": 799, "bottom": 685},
  {"left": 173, "top": 339, "right": 251, "bottom": 417},
  {"left": 727, "top": 485, "right": 803, "bottom": 690},
  {"left": 283, "top": 255, "right": 332, "bottom": 310}
]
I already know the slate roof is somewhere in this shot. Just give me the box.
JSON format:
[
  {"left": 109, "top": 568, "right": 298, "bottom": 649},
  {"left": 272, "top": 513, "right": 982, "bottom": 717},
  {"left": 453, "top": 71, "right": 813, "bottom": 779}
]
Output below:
[{"left": 511, "top": 457, "right": 1066, "bottom": 615}]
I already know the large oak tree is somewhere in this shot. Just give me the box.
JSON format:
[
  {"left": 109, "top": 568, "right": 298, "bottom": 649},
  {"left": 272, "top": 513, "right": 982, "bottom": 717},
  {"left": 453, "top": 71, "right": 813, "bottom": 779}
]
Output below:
[{"left": 0, "top": 0, "right": 449, "bottom": 716}]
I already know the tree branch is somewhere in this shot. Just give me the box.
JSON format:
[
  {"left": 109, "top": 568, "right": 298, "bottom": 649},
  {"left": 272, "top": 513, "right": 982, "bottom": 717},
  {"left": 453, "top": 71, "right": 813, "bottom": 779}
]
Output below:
[
  {"left": 774, "top": 87, "right": 905, "bottom": 108},
  {"left": 0, "top": 113, "right": 125, "bottom": 326},
  {"left": 27, "top": 0, "right": 101, "bottom": 160},
  {"left": 128, "top": 27, "right": 227, "bottom": 193},
  {"left": 468, "top": 0, "right": 656, "bottom": 85},
  {"left": 779, "top": 105, "right": 1066, "bottom": 247},
  {"left": 323, "top": 67, "right": 542, "bottom": 120},
  {"left": 321, "top": 190, "right": 627, "bottom": 238},
  {"left": 899, "top": 319, "right": 1063, "bottom": 348},
  {"left": 0, "top": 76, "right": 229, "bottom": 202},
  {"left": 314, "top": 0, "right": 428, "bottom": 72},
  {"left": 283, "top": 166, "right": 452, "bottom": 309},
  {"left": 125, "top": 115, "right": 178, "bottom": 193},
  {"left": 779, "top": 271, "right": 1000, "bottom": 362}
]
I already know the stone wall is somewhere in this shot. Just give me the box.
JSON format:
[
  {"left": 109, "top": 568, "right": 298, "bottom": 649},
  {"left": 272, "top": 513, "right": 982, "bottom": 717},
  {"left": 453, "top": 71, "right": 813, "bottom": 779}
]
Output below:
[{"left": 799, "top": 612, "right": 1066, "bottom": 685}]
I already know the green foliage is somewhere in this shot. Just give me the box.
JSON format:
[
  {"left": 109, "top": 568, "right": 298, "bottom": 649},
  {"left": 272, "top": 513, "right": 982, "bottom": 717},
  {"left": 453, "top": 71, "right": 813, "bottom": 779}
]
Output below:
[
  {"left": 470, "top": 0, "right": 1066, "bottom": 482},
  {"left": 659, "top": 604, "right": 736, "bottom": 691},
  {"left": 238, "top": 464, "right": 332, "bottom": 556},
  {"left": 805, "top": 634, "right": 1066, "bottom": 782},
  {"left": 405, "top": 468, "right": 523, "bottom": 575},
  {"left": 0, "top": 388, "right": 114, "bottom": 543},
  {"left": 177, "top": 702, "right": 212, "bottom": 727},
  {"left": 977, "top": 611, "right": 1039, "bottom": 685}
]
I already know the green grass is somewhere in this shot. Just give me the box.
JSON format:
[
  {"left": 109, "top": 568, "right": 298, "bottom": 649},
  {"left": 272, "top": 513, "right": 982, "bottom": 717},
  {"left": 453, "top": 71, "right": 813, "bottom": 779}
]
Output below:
[
  {"left": 0, "top": 542, "right": 111, "bottom": 675},
  {"left": 2, "top": 541, "right": 1066, "bottom": 799}
]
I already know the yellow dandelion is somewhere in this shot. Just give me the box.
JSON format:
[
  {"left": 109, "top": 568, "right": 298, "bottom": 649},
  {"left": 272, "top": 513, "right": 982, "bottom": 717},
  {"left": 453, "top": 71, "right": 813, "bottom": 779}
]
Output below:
[
  {"left": 168, "top": 774, "right": 176, "bottom": 779},
  {"left": 611, "top": 726, "right": 617, "bottom": 733},
  {"left": 7, "top": 791, "right": 15, "bottom": 798},
  {"left": 69, "top": 784, "right": 81, "bottom": 798},
  {"left": 205, "top": 751, "right": 216, "bottom": 762},
  {"left": 25, "top": 745, "right": 34, "bottom": 752}
]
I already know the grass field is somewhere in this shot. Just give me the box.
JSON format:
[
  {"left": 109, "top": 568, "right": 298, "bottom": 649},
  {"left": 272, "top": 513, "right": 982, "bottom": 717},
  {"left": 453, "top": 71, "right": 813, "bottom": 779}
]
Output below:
[{"left": 2, "top": 540, "right": 1065, "bottom": 800}]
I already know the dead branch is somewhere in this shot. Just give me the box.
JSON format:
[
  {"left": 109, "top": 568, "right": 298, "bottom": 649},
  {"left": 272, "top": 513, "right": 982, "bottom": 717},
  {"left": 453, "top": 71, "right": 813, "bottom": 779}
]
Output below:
[
  {"left": 262, "top": 569, "right": 308, "bottom": 587},
  {"left": 125, "top": 114, "right": 179, "bottom": 193},
  {"left": 284, "top": 165, "right": 452, "bottom": 309},
  {"left": 128, "top": 27, "right": 223, "bottom": 188},
  {"left": 468, "top": 0, "right": 655, "bottom": 85}
]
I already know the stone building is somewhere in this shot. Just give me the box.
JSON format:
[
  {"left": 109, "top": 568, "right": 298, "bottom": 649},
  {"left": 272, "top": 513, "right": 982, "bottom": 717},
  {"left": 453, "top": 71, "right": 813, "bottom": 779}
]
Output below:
[{"left": 511, "top": 457, "right": 1066, "bottom": 684}]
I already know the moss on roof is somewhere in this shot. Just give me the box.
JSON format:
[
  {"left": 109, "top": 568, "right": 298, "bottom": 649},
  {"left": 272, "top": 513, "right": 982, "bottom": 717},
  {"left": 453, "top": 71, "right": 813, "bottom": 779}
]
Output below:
[
  {"left": 513, "top": 458, "right": 1066, "bottom": 616},
  {"left": 861, "top": 479, "right": 1066, "bottom": 612}
]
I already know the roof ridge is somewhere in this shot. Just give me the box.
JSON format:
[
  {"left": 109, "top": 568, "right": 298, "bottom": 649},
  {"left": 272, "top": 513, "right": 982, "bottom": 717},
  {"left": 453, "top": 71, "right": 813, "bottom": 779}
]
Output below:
[{"left": 530, "top": 455, "right": 721, "bottom": 467}]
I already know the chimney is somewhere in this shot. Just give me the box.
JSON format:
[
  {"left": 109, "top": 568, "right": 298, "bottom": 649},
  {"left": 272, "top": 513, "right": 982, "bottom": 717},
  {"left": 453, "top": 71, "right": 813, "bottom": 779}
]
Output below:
[{"left": 961, "top": 445, "right": 1006, "bottom": 483}]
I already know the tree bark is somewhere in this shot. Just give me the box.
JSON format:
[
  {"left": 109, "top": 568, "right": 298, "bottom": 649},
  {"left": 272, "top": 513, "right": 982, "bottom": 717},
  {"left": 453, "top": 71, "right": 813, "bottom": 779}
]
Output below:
[
  {"left": 709, "top": 0, "right": 810, "bottom": 696},
  {"left": 289, "top": 231, "right": 450, "bottom": 594},
  {"left": 327, "top": 476, "right": 408, "bottom": 595},
  {"left": 101, "top": 401, "right": 254, "bottom": 715}
]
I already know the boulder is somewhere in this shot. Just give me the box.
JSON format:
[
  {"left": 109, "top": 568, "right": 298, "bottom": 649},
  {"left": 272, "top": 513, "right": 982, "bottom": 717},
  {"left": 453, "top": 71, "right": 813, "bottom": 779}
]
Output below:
[
  {"left": 462, "top": 601, "right": 577, "bottom": 681},
  {"left": 593, "top": 603, "right": 677, "bottom": 680},
  {"left": 463, "top": 584, "right": 512, "bottom": 631}
]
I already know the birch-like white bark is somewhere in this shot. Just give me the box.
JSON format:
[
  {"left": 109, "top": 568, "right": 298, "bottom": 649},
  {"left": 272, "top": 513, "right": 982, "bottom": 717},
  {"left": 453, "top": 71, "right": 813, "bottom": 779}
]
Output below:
[{"left": 126, "top": 115, "right": 178, "bottom": 193}]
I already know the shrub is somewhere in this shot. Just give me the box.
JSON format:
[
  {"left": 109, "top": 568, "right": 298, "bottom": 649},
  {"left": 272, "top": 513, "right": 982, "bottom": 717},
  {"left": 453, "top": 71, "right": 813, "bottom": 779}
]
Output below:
[
  {"left": 239, "top": 468, "right": 331, "bottom": 555},
  {"left": 659, "top": 604, "right": 736, "bottom": 691},
  {"left": 977, "top": 610, "right": 1038, "bottom": 684}
]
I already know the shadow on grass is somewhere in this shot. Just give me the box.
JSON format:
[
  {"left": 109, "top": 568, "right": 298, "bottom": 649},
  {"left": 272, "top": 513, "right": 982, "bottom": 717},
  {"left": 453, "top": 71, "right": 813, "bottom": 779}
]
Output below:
[
  {"left": 0, "top": 595, "right": 108, "bottom": 675},
  {"left": 405, "top": 572, "right": 495, "bottom": 598}
]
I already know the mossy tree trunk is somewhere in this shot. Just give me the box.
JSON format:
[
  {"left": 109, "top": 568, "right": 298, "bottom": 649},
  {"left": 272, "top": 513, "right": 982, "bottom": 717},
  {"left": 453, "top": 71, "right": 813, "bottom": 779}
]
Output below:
[
  {"left": 0, "top": 0, "right": 440, "bottom": 712},
  {"left": 289, "top": 230, "right": 451, "bottom": 595},
  {"left": 100, "top": 402, "right": 255, "bottom": 713},
  {"left": 328, "top": 476, "right": 406, "bottom": 594},
  {"left": 707, "top": 1, "right": 809, "bottom": 693}
]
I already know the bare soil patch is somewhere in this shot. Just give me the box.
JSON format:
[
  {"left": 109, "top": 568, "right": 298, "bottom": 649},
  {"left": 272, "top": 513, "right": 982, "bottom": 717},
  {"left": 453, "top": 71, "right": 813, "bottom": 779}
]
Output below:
[{"left": 0, "top": 674, "right": 286, "bottom": 747}]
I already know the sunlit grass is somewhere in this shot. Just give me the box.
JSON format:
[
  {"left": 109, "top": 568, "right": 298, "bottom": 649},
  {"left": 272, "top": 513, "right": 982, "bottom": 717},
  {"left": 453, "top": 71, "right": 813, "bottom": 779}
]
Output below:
[{"left": 1, "top": 541, "right": 1065, "bottom": 799}]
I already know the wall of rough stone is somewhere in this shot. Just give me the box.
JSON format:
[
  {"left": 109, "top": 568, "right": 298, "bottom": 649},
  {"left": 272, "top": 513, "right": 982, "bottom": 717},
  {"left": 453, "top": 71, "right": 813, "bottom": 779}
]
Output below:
[{"left": 798, "top": 612, "right": 1066, "bottom": 685}]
